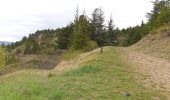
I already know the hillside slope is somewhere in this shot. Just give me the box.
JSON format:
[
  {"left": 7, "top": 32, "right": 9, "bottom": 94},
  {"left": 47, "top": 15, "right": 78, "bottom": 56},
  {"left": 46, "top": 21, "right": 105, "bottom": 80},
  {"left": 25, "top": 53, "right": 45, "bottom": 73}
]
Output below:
[
  {"left": 125, "top": 26, "right": 170, "bottom": 98},
  {"left": 131, "top": 26, "right": 170, "bottom": 60},
  {"left": 126, "top": 49, "right": 170, "bottom": 94},
  {"left": 0, "top": 47, "right": 166, "bottom": 100}
]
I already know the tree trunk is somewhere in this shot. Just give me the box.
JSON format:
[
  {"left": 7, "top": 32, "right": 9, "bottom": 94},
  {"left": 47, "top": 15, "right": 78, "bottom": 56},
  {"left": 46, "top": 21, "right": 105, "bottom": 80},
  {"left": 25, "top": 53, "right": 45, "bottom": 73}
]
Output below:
[
  {"left": 100, "top": 31, "right": 103, "bottom": 53},
  {"left": 100, "top": 45, "right": 103, "bottom": 53}
]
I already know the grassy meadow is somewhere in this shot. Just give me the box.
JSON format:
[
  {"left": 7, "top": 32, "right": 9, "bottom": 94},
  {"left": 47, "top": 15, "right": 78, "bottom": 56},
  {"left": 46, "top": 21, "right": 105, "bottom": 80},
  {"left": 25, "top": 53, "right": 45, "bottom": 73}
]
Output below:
[{"left": 0, "top": 47, "right": 166, "bottom": 100}]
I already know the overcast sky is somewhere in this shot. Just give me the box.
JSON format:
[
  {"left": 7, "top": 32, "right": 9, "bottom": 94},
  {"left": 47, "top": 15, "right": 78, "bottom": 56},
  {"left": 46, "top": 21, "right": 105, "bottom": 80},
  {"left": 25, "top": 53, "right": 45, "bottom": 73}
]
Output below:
[{"left": 0, "top": 0, "right": 154, "bottom": 42}]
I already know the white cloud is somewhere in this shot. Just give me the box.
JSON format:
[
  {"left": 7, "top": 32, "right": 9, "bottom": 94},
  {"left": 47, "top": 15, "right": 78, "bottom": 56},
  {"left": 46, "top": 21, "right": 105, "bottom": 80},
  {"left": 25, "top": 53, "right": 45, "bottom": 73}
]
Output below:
[{"left": 0, "top": 0, "right": 154, "bottom": 42}]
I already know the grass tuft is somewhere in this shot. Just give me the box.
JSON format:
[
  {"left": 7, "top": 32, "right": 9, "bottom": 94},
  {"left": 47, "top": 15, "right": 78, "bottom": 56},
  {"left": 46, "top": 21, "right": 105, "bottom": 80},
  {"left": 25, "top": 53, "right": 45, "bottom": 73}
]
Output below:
[{"left": 64, "top": 65, "right": 101, "bottom": 76}]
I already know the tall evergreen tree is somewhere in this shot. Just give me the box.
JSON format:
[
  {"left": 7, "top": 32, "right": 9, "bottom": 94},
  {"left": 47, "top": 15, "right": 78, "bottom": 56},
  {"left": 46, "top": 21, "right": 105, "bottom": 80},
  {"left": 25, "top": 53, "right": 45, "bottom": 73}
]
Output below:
[
  {"left": 57, "top": 24, "right": 73, "bottom": 50},
  {"left": 71, "top": 15, "right": 92, "bottom": 50},
  {"left": 24, "top": 38, "right": 39, "bottom": 54},
  {"left": 75, "top": 5, "right": 79, "bottom": 23},
  {"left": 91, "top": 8, "right": 105, "bottom": 53},
  {"left": 108, "top": 16, "right": 115, "bottom": 43}
]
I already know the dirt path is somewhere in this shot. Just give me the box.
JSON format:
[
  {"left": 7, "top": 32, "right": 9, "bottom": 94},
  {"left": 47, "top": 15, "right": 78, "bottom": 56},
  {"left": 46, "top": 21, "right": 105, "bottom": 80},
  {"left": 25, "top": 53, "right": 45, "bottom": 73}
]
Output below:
[{"left": 125, "top": 49, "right": 170, "bottom": 95}]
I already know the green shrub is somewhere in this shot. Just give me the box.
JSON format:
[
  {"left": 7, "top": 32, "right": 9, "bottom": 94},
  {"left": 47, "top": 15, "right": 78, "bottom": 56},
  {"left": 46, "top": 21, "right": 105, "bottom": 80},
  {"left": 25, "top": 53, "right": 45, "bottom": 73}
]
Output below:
[
  {"left": 48, "top": 73, "right": 55, "bottom": 77},
  {"left": 16, "top": 48, "right": 22, "bottom": 54},
  {"left": 84, "top": 40, "right": 98, "bottom": 52},
  {"left": 6, "top": 55, "right": 18, "bottom": 65},
  {"left": 71, "top": 34, "right": 89, "bottom": 50},
  {"left": 0, "top": 46, "right": 7, "bottom": 67}
]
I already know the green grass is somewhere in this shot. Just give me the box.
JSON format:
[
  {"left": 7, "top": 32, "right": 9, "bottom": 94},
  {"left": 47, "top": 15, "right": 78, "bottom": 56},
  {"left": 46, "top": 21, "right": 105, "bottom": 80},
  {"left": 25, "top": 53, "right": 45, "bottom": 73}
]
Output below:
[{"left": 0, "top": 47, "right": 167, "bottom": 100}]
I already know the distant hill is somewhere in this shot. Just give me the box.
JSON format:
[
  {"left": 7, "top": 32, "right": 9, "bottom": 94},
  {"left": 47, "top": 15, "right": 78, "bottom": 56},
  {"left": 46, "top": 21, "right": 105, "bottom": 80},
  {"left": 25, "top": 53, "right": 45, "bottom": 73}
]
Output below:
[
  {"left": 0, "top": 41, "right": 12, "bottom": 45},
  {"left": 8, "top": 29, "right": 59, "bottom": 55}
]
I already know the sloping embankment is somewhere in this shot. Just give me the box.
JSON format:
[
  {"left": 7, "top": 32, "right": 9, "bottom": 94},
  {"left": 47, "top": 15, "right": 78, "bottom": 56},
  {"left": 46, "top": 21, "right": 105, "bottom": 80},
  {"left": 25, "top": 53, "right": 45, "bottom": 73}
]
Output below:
[
  {"left": 125, "top": 26, "right": 170, "bottom": 97},
  {"left": 131, "top": 26, "right": 170, "bottom": 60}
]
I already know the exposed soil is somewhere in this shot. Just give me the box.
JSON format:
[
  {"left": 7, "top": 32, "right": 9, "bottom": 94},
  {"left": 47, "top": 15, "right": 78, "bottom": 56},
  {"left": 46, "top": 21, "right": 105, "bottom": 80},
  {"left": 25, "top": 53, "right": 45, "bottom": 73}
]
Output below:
[{"left": 124, "top": 48, "right": 170, "bottom": 97}]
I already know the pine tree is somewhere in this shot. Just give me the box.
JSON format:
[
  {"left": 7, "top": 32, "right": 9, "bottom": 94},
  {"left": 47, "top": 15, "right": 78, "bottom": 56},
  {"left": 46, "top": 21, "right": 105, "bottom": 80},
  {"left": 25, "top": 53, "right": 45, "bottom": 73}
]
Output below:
[
  {"left": 108, "top": 16, "right": 115, "bottom": 43},
  {"left": 57, "top": 24, "right": 73, "bottom": 50},
  {"left": 24, "top": 38, "right": 39, "bottom": 54},
  {"left": 71, "top": 15, "right": 92, "bottom": 50},
  {"left": 91, "top": 8, "right": 105, "bottom": 53}
]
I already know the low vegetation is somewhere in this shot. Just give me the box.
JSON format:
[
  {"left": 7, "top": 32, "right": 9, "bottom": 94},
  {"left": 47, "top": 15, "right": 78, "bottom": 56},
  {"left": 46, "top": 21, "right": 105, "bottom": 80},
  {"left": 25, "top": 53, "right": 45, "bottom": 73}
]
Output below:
[
  {"left": 0, "top": 46, "right": 7, "bottom": 67},
  {"left": 0, "top": 47, "right": 167, "bottom": 100},
  {"left": 0, "top": 0, "right": 169, "bottom": 99}
]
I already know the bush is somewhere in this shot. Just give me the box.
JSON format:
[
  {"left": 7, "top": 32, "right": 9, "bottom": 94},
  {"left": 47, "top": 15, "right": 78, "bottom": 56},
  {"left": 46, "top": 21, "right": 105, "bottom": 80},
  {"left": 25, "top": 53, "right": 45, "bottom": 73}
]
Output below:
[
  {"left": 84, "top": 40, "right": 98, "bottom": 51},
  {"left": 6, "top": 55, "right": 18, "bottom": 65},
  {"left": 16, "top": 48, "right": 22, "bottom": 54},
  {"left": 0, "top": 46, "right": 7, "bottom": 67},
  {"left": 48, "top": 73, "right": 55, "bottom": 77},
  {"left": 156, "top": 8, "right": 170, "bottom": 27},
  {"left": 71, "top": 34, "right": 89, "bottom": 50}
]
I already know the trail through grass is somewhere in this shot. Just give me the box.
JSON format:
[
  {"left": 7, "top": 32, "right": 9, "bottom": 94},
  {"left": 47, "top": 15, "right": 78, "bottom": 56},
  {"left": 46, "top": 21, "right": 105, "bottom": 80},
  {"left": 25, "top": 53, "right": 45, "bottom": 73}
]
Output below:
[{"left": 0, "top": 47, "right": 167, "bottom": 100}]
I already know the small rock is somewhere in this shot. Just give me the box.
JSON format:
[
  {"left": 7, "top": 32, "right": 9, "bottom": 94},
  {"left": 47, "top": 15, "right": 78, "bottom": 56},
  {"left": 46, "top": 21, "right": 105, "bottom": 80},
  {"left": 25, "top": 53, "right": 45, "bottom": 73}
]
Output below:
[{"left": 123, "top": 91, "right": 131, "bottom": 97}]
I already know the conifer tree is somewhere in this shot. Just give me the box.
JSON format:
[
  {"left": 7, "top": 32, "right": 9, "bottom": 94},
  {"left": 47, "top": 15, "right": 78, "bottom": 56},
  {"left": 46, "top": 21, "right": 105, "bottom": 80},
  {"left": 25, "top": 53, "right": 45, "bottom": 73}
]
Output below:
[
  {"left": 71, "top": 15, "right": 91, "bottom": 50},
  {"left": 108, "top": 16, "right": 115, "bottom": 43},
  {"left": 91, "top": 8, "right": 105, "bottom": 53}
]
